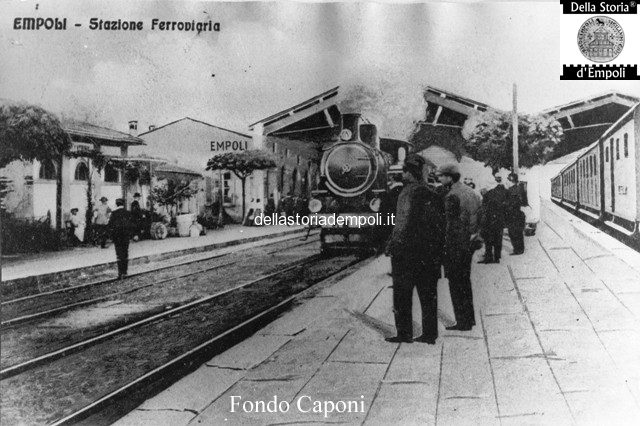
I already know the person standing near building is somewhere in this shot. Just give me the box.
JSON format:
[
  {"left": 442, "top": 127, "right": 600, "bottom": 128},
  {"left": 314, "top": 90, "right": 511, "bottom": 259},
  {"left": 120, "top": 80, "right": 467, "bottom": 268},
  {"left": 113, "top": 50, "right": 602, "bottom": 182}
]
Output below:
[
  {"left": 130, "top": 192, "right": 142, "bottom": 240},
  {"left": 385, "top": 154, "right": 445, "bottom": 344},
  {"left": 506, "top": 173, "right": 526, "bottom": 255},
  {"left": 437, "top": 163, "right": 482, "bottom": 331},
  {"left": 479, "top": 174, "right": 507, "bottom": 263},
  {"left": 108, "top": 198, "right": 134, "bottom": 279},
  {"left": 94, "top": 196, "right": 111, "bottom": 248},
  {"left": 68, "top": 208, "right": 85, "bottom": 246}
]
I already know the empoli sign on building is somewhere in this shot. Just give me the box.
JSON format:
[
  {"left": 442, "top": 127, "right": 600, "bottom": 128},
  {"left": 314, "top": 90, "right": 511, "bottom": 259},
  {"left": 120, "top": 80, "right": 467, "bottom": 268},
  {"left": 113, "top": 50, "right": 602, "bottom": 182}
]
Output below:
[{"left": 210, "top": 140, "right": 248, "bottom": 152}]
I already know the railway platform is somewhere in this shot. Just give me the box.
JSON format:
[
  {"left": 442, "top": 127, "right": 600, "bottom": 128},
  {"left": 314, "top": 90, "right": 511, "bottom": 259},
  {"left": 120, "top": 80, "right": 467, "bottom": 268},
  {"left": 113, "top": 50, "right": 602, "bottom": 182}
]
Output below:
[
  {"left": 117, "top": 201, "right": 640, "bottom": 426},
  {"left": 1, "top": 224, "right": 305, "bottom": 285}
]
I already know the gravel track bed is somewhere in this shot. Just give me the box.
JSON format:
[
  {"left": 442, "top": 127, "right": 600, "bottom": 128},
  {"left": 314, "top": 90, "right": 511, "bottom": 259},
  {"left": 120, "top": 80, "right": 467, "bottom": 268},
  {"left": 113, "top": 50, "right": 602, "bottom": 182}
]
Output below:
[
  {"left": 2, "top": 236, "right": 316, "bottom": 302},
  {"left": 2, "top": 237, "right": 318, "bottom": 321},
  {"left": 1, "top": 242, "right": 320, "bottom": 370},
  {"left": 0, "top": 254, "right": 360, "bottom": 425}
]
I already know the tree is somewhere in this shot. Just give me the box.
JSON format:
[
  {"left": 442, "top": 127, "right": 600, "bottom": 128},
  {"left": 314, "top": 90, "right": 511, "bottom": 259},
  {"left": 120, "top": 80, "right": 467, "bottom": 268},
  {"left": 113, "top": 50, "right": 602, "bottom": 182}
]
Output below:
[
  {"left": 147, "top": 178, "right": 197, "bottom": 218},
  {"left": 206, "top": 150, "right": 276, "bottom": 220},
  {"left": 68, "top": 148, "right": 108, "bottom": 240},
  {"left": 462, "top": 111, "right": 563, "bottom": 172},
  {"left": 0, "top": 102, "right": 72, "bottom": 229}
]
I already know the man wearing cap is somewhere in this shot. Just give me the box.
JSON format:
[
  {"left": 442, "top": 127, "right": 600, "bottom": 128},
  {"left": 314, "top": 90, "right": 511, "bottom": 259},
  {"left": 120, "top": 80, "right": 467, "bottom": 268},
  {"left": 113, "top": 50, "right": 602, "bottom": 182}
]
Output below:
[
  {"left": 385, "top": 154, "right": 445, "bottom": 344},
  {"left": 437, "top": 163, "right": 482, "bottom": 331},
  {"left": 108, "top": 198, "right": 135, "bottom": 279},
  {"left": 93, "top": 196, "right": 111, "bottom": 248}
]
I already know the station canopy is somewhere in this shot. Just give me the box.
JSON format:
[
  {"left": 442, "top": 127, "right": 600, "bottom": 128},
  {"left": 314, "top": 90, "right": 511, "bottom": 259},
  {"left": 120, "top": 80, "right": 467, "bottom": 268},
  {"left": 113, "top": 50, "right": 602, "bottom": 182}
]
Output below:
[
  {"left": 543, "top": 92, "right": 639, "bottom": 159},
  {"left": 249, "top": 86, "right": 341, "bottom": 143}
]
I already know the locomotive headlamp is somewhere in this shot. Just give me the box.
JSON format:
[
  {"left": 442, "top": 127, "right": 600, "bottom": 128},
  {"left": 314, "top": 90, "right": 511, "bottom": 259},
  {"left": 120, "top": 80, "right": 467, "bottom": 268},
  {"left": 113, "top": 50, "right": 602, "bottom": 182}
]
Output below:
[
  {"left": 339, "top": 129, "right": 353, "bottom": 141},
  {"left": 308, "top": 198, "right": 322, "bottom": 213},
  {"left": 369, "top": 197, "right": 381, "bottom": 212}
]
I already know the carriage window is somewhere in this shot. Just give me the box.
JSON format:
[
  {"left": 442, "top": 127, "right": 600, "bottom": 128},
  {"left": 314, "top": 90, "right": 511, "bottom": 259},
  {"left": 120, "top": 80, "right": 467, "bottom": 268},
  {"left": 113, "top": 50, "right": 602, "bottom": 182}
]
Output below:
[
  {"left": 616, "top": 139, "right": 619, "bottom": 160},
  {"left": 38, "top": 160, "right": 56, "bottom": 180},
  {"left": 74, "top": 162, "right": 89, "bottom": 181},
  {"left": 624, "top": 134, "right": 628, "bottom": 158},
  {"left": 104, "top": 164, "right": 120, "bottom": 183}
]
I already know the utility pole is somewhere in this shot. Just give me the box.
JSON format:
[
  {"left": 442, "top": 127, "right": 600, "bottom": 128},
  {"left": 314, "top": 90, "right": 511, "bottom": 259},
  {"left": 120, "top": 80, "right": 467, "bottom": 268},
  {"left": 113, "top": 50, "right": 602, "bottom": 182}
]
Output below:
[{"left": 512, "top": 83, "right": 519, "bottom": 175}]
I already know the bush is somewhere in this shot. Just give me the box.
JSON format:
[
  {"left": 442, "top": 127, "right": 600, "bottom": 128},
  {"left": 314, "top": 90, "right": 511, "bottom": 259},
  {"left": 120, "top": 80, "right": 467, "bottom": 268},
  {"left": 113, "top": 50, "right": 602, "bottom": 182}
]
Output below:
[{"left": 1, "top": 211, "right": 68, "bottom": 254}]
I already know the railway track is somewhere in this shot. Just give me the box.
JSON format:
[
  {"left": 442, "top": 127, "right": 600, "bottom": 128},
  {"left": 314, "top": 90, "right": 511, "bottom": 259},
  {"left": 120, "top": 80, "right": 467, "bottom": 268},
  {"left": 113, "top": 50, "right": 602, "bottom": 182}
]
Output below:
[
  {"left": 1, "top": 237, "right": 370, "bottom": 425},
  {"left": 1, "top": 236, "right": 318, "bottom": 327},
  {"left": 1, "top": 237, "right": 320, "bottom": 372}
]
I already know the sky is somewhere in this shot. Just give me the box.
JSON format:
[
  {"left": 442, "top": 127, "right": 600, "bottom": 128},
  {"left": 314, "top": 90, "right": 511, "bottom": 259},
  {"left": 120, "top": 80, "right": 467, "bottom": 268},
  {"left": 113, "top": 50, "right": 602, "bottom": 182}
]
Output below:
[{"left": 2, "top": 0, "right": 639, "bottom": 140}]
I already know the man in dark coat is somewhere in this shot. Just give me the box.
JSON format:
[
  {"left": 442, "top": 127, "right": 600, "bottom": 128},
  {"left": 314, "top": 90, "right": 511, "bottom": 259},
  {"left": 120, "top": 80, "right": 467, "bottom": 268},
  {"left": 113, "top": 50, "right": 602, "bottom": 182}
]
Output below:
[
  {"left": 506, "top": 173, "right": 526, "bottom": 255},
  {"left": 437, "top": 163, "right": 482, "bottom": 331},
  {"left": 479, "top": 174, "right": 508, "bottom": 263},
  {"left": 108, "top": 198, "right": 135, "bottom": 279},
  {"left": 385, "top": 154, "right": 445, "bottom": 344},
  {"left": 130, "top": 192, "right": 142, "bottom": 239},
  {"left": 378, "top": 173, "right": 404, "bottom": 249}
]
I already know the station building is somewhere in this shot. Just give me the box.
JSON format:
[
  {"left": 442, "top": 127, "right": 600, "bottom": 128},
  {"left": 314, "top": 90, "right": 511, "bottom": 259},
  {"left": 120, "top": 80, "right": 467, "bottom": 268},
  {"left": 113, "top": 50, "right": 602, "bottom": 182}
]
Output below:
[
  {"left": 1, "top": 119, "right": 144, "bottom": 227},
  {"left": 133, "top": 88, "right": 340, "bottom": 222}
]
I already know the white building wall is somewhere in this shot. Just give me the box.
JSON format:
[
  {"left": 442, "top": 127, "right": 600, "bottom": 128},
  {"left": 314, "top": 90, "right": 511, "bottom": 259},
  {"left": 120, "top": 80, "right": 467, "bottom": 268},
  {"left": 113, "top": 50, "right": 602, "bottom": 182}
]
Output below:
[{"left": 33, "top": 182, "right": 57, "bottom": 220}]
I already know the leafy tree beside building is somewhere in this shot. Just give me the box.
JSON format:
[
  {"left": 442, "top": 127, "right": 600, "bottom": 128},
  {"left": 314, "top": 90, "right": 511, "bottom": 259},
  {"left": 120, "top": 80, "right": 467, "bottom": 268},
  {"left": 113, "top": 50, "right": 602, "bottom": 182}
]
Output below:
[
  {"left": 0, "top": 102, "right": 71, "bottom": 229},
  {"left": 462, "top": 111, "right": 564, "bottom": 172},
  {"left": 206, "top": 150, "right": 276, "bottom": 220}
]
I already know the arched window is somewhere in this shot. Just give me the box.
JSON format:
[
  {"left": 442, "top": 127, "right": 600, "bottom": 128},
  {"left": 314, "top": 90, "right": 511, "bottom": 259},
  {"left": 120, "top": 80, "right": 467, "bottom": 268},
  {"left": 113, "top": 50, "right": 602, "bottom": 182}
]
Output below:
[
  {"left": 104, "top": 164, "right": 120, "bottom": 183},
  {"left": 74, "top": 162, "right": 89, "bottom": 181},
  {"left": 624, "top": 134, "right": 628, "bottom": 158},
  {"left": 38, "top": 160, "right": 57, "bottom": 180}
]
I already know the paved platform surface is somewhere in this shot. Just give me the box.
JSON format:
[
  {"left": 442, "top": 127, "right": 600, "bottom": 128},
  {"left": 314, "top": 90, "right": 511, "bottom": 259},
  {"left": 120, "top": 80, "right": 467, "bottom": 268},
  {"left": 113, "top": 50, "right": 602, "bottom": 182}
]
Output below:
[
  {"left": 1, "top": 225, "right": 305, "bottom": 282},
  {"left": 117, "top": 203, "right": 640, "bottom": 426}
]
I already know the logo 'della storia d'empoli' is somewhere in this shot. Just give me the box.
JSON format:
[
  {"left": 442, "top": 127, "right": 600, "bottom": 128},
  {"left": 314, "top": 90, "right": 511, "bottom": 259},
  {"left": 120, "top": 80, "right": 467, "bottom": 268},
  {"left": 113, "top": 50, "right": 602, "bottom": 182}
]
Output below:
[{"left": 577, "top": 16, "right": 625, "bottom": 63}]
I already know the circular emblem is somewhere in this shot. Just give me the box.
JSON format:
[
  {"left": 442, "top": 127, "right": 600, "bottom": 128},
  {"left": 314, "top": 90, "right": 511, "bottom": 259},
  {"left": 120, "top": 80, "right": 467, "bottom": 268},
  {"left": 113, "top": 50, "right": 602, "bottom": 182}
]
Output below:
[
  {"left": 341, "top": 163, "right": 352, "bottom": 174},
  {"left": 339, "top": 129, "right": 353, "bottom": 141},
  {"left": 577, "top": 16, "right": 624, "bottom": 63}
]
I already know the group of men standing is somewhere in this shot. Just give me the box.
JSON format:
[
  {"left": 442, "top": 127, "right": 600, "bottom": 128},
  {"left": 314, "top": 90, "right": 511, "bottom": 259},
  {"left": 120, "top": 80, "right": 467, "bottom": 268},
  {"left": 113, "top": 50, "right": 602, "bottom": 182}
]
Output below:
[{"left": 384, "top": 154, "right": 526, "bottom": 344}]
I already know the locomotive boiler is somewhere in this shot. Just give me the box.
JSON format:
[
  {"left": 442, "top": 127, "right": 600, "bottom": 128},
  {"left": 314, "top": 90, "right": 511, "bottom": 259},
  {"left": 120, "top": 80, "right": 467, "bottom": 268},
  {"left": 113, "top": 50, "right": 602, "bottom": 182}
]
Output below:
[{"left": 308, "top": 113, "right": 405, "bottom": 252}]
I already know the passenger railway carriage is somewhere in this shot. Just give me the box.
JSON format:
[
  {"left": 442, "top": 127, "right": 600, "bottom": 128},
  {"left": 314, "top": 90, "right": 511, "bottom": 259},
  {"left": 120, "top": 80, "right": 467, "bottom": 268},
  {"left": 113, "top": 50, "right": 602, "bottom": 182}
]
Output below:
[{"left": 551, "top": 102, "right": 640, "bottom": 240}]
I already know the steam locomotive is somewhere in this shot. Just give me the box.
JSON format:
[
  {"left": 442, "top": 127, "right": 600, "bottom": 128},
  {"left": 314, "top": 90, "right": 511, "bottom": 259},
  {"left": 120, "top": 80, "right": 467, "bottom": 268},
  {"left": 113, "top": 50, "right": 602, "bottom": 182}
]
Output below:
[{"left": 308, "top": 113, "right": 412, "bottom": 252}]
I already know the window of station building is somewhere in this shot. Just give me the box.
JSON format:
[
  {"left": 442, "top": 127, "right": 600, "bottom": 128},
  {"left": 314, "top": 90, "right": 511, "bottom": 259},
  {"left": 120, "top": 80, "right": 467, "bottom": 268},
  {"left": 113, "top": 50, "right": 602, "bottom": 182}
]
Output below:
[
  {"left": 605, "top": 146, "right": 609, "bottom": 162},
  {"left": 624, "top": 134, "right": 628, "bottom": 158},
  {"left": 616, "top": 138, "right": 620, "bottom": 160},
  {"left": 272, "top": 142, "right": 276, "bottom": 154},
  {"left": 38, "top": 160, "right": 57, "bottom": 180},
  {"left": 223, "top": 171, "right": 232, "bottom": 203},
  {"left": 104, "top": 164, "right": 120, "bottom": 183},
  {"left": 74, "top": 162, "right": 89, "bottom": 181}
]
